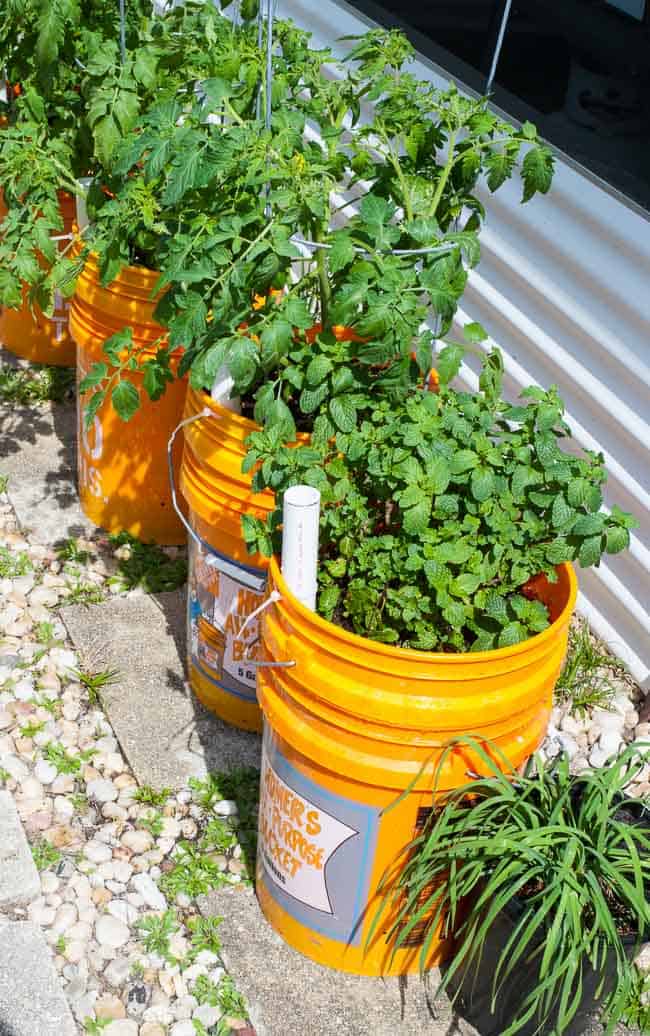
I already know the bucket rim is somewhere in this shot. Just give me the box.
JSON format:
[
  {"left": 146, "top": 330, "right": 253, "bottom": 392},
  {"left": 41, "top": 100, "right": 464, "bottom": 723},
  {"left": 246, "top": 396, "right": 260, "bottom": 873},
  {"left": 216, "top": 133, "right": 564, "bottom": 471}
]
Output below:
[{"left": 268, "top": 556, "right": 578, "bottom": 665}]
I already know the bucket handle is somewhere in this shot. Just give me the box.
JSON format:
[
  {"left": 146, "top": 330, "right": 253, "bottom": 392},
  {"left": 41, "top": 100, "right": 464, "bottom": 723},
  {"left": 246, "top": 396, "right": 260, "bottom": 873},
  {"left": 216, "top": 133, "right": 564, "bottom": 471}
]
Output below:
[
  {"left": 167, "top": 408, "right": 216, "bottom": 551},
  {"left": 168, "top": 411, "right": 296, "bottom": 670},
  {"left": 235, "top": 591, "right": 297, "bottom": 669}
]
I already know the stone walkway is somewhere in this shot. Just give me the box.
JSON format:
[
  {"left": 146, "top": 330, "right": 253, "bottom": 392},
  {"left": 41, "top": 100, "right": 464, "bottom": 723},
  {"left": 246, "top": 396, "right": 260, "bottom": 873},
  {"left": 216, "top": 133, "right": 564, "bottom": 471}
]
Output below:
[{"left": 0, "top": 361, "right": 648, "bottom": 1036}]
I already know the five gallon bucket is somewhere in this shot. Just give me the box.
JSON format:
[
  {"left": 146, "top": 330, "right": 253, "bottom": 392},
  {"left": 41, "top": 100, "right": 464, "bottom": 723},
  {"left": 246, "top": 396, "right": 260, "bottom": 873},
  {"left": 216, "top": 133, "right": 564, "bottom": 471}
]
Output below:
[
  {"left": 70, "top": 254, "right": 186, "bottom": 544},
  {"left": 256, "top": 557, "right": 577, "bottom": 975},
  {"left": 0, "top": 192, "right": 76, "bottom": 366},
  {"left": 178, "top": 387, "right": 278, "bottom": 732}
]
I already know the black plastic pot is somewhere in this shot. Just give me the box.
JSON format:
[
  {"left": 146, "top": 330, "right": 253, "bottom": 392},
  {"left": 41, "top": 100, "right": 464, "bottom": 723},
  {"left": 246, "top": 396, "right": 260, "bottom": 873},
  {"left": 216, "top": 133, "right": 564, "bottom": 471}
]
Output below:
[{"left": 445, "top": 797, "right": 649, "bottom": 1036}]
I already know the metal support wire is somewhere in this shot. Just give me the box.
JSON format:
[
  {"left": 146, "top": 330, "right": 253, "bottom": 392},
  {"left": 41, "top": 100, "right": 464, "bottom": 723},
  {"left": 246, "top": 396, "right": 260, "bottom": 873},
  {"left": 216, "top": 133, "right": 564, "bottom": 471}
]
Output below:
[
  {"left": 119, "top": 0, "right": 127, "bottom": 65},
  {"left": 291, "top": 236, "right": 457, "bottom": 259},
  {"left": 486, "top": 0, "right": 513, "bottom": 94},
  {"left": 255, "top": 0, "right": 465, "bottom": 258}
]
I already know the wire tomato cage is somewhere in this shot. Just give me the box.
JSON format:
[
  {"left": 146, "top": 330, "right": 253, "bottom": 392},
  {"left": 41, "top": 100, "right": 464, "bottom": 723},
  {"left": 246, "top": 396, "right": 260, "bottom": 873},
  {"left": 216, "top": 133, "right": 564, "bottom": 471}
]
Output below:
[{"left": 255, "top": 0, "right": 457, "bottom": 263}]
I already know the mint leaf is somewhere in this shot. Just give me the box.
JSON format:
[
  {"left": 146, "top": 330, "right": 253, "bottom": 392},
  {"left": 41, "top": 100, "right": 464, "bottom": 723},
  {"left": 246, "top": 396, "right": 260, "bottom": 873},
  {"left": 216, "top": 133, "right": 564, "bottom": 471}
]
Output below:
[
  {"left": 329, "top": 396, "right": 357, "bottom": 433},
  {"left": 578, "top": 535, "right": 603, "bottom": 568}
]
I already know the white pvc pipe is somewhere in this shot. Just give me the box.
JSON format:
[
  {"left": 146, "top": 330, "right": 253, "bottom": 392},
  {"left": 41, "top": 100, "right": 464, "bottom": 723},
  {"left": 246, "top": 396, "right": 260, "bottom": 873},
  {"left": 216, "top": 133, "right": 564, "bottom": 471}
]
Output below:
[
  {"left": 210, "top": 365, "right": 240, "bottom": 413},
  {"left": 281, "top": 485, "right": 320, "bottom": 611},
  {"left": 75, "top": 177, "right": 93, "bottom": 231}
]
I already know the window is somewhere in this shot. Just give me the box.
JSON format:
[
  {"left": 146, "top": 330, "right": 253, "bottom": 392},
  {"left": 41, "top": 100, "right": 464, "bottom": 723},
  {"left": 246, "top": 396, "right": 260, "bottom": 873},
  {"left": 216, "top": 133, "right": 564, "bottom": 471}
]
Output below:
[{"left": 345, "top": 0, "right": 650, "bottom": 212}]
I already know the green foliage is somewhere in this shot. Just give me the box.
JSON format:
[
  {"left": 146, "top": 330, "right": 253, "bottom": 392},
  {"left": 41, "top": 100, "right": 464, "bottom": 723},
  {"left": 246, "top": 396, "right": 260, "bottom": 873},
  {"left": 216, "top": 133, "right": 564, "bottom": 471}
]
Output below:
[
  {"left": 56, "top": 538, "right": 90, "bottom": 565},
  {"left": 159, "top": 841, "right": 229, "bottom": 901},
  {"left": 108, "top": 531, "right": 187, "bottom": 593},
  {"left": 192, "top": 974, "right": 221, "bottom": 1007},
  {"left": 556, "top": 620, "right": 629, "bottom": 715},
  {"left": 61, "top": 576, "right": 104, "bottom": 605},
  {"left": 216, "top": 973, "right": 247, "bottom": 1018},
  {"left": 0, "top": 547, "right": 33, "bottom": 578},
  {"left": 137, "top": 809, "right": 163, "bottom": 839},
  {"left": 132, "top": 784, "right": 172, "bottom": 808},
  {"left": 73, "top": 665, "right": 119, "bottom": 707},
  {"left": 136, "top": 908, "right": 179, "bottom": 961},
  {"left": 62, "top": 21, "right": 551, "bottom": 426},
  {"left": 380, "top": 740, "right": 650, "bottom": 1036},
  {"left": 245, "top": 345, "right": 638, "bottom": 651},
  {"left": 42, "top": 741, "right": 95, "bottom": 775},
  {"left": 34, "top": 620, "right": 58, "bottom": 645},
  {"left": 19, "top": 719, "right": 45, "bottom": 738},
  {"left": 189, "top": 767, "right": 259, "bottom": 875},
  {"left": 31, "top": 837, "right": 62, "bottom": 871},
  {"left": 0, "top": 362, "right": 75, "bottom": 404},
  {"left": 83, "top": 1018, "right": 110, "bottom": 1035},
  {"left": 622, "top": 969, "right": 650, "bottom": 1032},
  {"left": 185, "top": 915, "right": 223, "bottom": 961},
  {"left": 0, "top": 474, "right": 8, "bottom": 494}
]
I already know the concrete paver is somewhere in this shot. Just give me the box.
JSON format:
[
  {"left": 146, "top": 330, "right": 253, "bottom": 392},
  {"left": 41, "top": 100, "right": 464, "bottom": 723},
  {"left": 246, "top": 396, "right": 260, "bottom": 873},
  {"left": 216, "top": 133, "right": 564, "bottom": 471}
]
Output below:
[
  {"left": 0, "top": 920, "right": 77, "bottom": 1035},
  {"left": 198, "top": 885, "right": 480, "bottom": 1036},
  {"left": 0, "top": 395, "right": 95, "bottom": 546},
  {"left": 0, "top": 791, "right": 41, "bottom": 909},
  {"left": 61, "top": 589, "right": 261, "bottom": 790}
]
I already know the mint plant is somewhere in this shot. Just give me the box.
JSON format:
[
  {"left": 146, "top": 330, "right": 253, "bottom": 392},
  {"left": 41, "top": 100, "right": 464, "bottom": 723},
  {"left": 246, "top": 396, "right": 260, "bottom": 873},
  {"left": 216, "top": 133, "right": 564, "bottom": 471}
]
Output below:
[{"left": 244, "top": 339, "right": 637, "bottom": 652}]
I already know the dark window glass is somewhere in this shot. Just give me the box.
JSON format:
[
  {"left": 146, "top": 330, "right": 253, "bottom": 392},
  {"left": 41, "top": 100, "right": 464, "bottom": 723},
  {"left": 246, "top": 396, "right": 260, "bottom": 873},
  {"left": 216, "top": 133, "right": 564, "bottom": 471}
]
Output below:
[{"left": 345, "top": 0, "right": 650, "bottom": 212}]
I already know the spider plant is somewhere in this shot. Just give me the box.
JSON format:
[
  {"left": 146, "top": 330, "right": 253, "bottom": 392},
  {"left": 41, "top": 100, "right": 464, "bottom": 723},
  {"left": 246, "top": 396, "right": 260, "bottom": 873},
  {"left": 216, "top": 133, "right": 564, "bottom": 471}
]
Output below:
[{"left": 379, "top": 738, "right": 650, "bottom": 1036}]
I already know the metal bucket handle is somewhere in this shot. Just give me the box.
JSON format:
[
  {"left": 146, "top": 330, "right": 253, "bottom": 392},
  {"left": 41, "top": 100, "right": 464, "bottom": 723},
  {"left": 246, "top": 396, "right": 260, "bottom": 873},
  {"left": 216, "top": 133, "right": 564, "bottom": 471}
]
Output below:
[{"left": 166, "top": 410, "right": 296, "bottom": 669}]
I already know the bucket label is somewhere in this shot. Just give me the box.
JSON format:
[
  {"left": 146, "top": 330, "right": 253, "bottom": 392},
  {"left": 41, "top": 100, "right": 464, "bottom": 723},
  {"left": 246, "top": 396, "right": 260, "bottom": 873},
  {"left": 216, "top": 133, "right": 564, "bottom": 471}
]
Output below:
[
  {"left": 188, "top": 536, "right": 266, "bottom": 703},
  {"left": 258, "top": 730, "right": 380, "bottom": 945}
]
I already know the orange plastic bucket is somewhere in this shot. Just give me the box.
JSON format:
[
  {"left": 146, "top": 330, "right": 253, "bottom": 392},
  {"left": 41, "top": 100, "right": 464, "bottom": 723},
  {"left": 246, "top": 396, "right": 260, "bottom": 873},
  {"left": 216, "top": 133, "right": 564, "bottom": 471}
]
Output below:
[
  {"left": 70, "top": 254, "right": 186, "bottom": 544},
  {"left": 179, "top": 387, "right": 278, "bottom": 732},
  {"left": 256, "top": 556, "right": 577, "bottom": 976},
  {"left": 0, "top": 192, "right": 76, "bottom": 366}
]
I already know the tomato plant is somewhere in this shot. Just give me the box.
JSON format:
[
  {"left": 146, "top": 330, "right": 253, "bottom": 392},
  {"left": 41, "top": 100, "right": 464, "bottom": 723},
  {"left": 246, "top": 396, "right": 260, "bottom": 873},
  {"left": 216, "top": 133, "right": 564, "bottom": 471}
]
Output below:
[{"left": 73, "top": 24, "right": 555, "bottom": 425}]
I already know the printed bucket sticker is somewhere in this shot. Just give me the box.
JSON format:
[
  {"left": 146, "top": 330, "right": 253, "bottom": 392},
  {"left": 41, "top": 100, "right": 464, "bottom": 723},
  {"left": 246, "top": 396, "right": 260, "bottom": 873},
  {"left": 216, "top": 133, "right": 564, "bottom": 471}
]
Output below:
[
  {"left": 188, "top": 536, "right": 266, "bottom": 704},
  {"left": 258, "top": 728, "right": 380, "bottom": 945}
]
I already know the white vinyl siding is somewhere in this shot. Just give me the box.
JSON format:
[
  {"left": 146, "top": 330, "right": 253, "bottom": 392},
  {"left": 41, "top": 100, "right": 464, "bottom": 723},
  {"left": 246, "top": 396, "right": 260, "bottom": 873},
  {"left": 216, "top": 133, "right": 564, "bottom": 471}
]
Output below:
[{"left": 278, "top": 0, "right": 650, "bottom": 687}]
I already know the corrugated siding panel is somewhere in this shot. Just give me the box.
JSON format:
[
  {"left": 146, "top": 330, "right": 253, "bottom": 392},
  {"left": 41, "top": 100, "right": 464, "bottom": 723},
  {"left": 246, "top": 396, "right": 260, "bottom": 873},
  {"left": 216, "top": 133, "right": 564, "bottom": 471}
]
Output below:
[{"left": 277, "top": 0, "right": 650, "bottom": 687}]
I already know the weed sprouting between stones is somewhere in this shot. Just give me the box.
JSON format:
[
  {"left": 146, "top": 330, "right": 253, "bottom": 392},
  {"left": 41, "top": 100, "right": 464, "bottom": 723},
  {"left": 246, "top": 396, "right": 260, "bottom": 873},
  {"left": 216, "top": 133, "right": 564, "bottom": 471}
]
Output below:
[
  {"left": 31, "top": 838, "right": 62, "bottom": 872},
  {"left": 556, "top": 617, "right": 630, "bottom": 715},
  {"left": 72, "top": 665, "right": 119, "bottom": 707},
  {"left": 108, "top": 530, "right": 187, "bottom": 593},
  {"left": 56, "top": 537, "right": 91, "bottom": 565},
  {"left": 42, "top": 741, "right": 96, "bottom": 775},
  {"left": 132, "top": 783, "right": 172, "bottom": 807},
  {"left": 136, "top": 908, "right": 179, "bottom": 961},
  {"left": 137, "top": 809, "right": 164, "bottom": 838},
  {"left": 0, "top": 362, "right": 75, "bottom": 405},
  {"left": 0, "top": 545, "right": 33, "bottom": 578}
]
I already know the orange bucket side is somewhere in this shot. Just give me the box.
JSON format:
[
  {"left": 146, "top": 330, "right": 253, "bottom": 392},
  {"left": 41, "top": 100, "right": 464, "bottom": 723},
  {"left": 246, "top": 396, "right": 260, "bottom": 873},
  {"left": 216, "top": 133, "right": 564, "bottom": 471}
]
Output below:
[
  {"left": 70, "top": 255, "right": 186, "bottom": 544},
  {"left": 256, "top": 556, "right": 577, "bottom": 976},
  {"left": 179, "top": 388, "right": 310, "bottom": 732},
  {"left": 0, "top": 192, "right": 76, "bottom": 366},
  {"left": 180, "top": 388, "right": 273, "bottom": 732}
]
